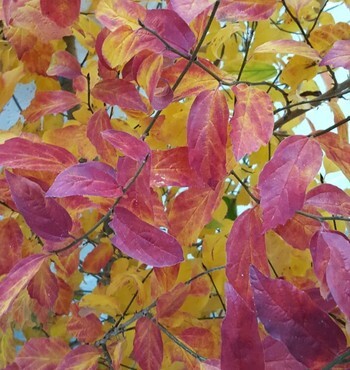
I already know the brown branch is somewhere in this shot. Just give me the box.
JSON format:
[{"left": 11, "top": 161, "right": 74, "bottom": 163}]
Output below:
[
  {"left": 297, "top": 210, "right": 350, "bottom": 222},
  {"left": 308, "top": 116, "right": 350, "bottom": 138},
  {"left": 237, "top": 21, "right": 257, "bottom": 81},
  {"left": 202, "top": 263, "right": 226, "bottom": 312},
  {"left": 230, "top": 170, "right": 260, "bottom": 204}
]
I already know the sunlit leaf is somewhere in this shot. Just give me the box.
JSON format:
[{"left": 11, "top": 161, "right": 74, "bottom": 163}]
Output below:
[
  {"left": 170, "top": 0, "right": 215, "bottom": 23},
  {"left": 57, "top": 345, "right": 101, "bottom": 370},
  {"left": 156, "top": 283, "right": 189, "bottom": 318},
  {"left": 320, "top": 40, "right": 350, "bottom": 69},
  {"left": 40, "top": 0, "right": 80, "bottom": 27},
  {"left": 46, "top": 50, "right": 82, "bottom": 79}
]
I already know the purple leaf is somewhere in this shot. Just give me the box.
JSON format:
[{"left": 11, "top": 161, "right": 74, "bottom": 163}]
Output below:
[{"left": 46, "top": 161, "right": 122, "bottom": 198}]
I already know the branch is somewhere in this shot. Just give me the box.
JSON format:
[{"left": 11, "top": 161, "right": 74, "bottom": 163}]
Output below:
[
  {"left": 297, "top": 210, "right": 350, "bottom": 223},
  {"left": 202, "top": 263, "right": 226, "bottom": 312},
  {"left": 308, "top": 116, "right": 350, "bottom": 138},
  {"left": 274, "top": 77, "right": 350, "bottom": 130}
]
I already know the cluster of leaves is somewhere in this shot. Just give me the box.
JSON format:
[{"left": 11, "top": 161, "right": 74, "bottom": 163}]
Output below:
[{"left": 0, "top": 0, "right": 350, "bottom": 369}]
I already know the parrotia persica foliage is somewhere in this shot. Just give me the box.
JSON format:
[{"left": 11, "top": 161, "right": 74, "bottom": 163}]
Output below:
[{"left": 0, "top": 0, "right": 350, "bottom": 369}]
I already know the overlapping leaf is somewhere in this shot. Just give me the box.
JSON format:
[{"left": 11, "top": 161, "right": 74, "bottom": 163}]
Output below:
[
  {"left": 6, "top": 171, "right": 73, "bottom": 241},
  {"left": 320, "top": 40, "right": 350, "bottom": 69},
  {"left": 46, "top": 161, "right": 122, "bottom": 198},
  {"left": 170, "top": 0, "right": 215, "bottom": 23},
  {"left": 110, "top": 207, "right": 184, "bottom": 267},
  {"left": 258, "top": 136, "right": 323, "bottom": 230},
  {"left": 46, "top": 50, "right": 82, "bottom": 79},
  {"left": 40, "top": 0, "right": 80, "bottom": 27},
  {"left": 231, "top": 84, "right": 274, "bottom": 160},
  {"left": 57, "top": 345, "right": 101, "bottom": 370},
  {"left": 187, "top": 89, "right": 228, "bottom": 189},
  {"left": 250, "top": 266, "right": 346, "bottom": 368}
]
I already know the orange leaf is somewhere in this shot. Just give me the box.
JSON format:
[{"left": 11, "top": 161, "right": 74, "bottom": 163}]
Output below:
[
  {"left": 156, "top": 283, "right": 190, "bottom": 318},
  {"left": 22, "top": 91, "right": 80, "bottom": 122},
  {"left": 82, "top": 242, "right": 114, "bottom": 274},
  {"left": 57, "top": 345, "right": 101, "bottom": 370}
]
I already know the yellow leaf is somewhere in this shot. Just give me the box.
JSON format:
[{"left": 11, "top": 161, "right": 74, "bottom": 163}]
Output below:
[
  {"left": 0, "top": 65, "right": 24, "bottom": 111},
  {"left": 80, "top": 293, "right": 120, "bottom": 316}
]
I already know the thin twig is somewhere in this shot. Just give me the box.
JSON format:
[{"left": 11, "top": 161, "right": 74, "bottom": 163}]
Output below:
[
  {"left": 297, "top": 210, "right": 350, "bottom": 222},
  {"left": 202, "top": 263, "right": 226, "bottom": 312},
  {"left": 308, "top": 116, "right": 350, "bottom": 138},
  {"left": 230, "top": 170, "right": 260, "bottom": 204}
]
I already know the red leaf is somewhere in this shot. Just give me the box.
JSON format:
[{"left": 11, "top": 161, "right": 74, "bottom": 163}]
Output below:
[
  {"left": 57, "top": 345, "right": 101, "bottom": 370},
  {"left": 91, "top": 79, "right": 149, "bottom": 113},
  {"left": 249, "top": 266, "right": 346, "bottom": 368},
  {"left": 168, "top": 184, "right": 224, "bottom": 246},
  {"left": 217, "top": 0, "right": 278, "bottom": 21},
  {"left": 40, "top": 0, "right": 80, "bottom": 27},
  {"left": 143, "top": 9, "right": 196, "bottom": 55},
  {"left": 316, "top": 132, "right": 350, "bottom": 179},
  {"left": 46, "top": 50, "right": 82, "bottom": 79},
  {"left": 16, "top": 337, "right": 69, "bottom": 370},
  {"left": 275, "top": 206, "right": 323, "bottom": 250},
  {"left": 263, "top": 336, "right": 307, "bottom": 370},
  {"left": 54, "top": 278, "right": 74, "bottom": 315},
  {"left": 187, "top": 89, "right": 228, "bottom": 189},
  {"left": 156, "top": 283, "right": 189, "bottom": 318},
  {"left": 110, "top": 207, "right": 184, "bottom": 267},
  {"left": 258, "top": 136, "right": 322, "bottom": 230},
  {"left": 0, "top": 137, "right": 77, "bottom": 172},
  {"left": 67, "top": 310, "right": 103, "bottom": 343},
  {"left": 101, "top": 129, "right": 150, "bottom": 161},
  {"left": 0, "top": 218, "right": 23, "bottom": 275},
  {"left": 320, "top": 40, "right": 350, "bottom": 69},
  {"left": 319, "top": 231, "right": 350, "bottom": 318},
  {"left": 133, "top": 317, "right": 163, "bottom": 370},
  {"left": 305, "top": 183, "right": 350, "bottom": 216},
  {"left": 151, "top": 147, "right": 202, "bottom": 188},
  {"left": 82, "top": 242, "right": 114, "bottom": 274},
  {"left": 226, "top": 206, "right": 269, "bottom": 306},
  {"left": 170, "top": 0, "right": 215, "bottom": 23},
  {"left": 221, "top": 283, "right": 265, "bottom": 370},
  {"left": 6, "top": 171, "right": 73, "bottom": 241},
  {"left": 46, "top": 161, "right": 122, "bottom": 198},
  {"left": 230, "top": 84, "right": 274, "bottom": 160},
  {"left": 87, "top": 109, "right": 117, "bottom": 164},
  {"left": 0, "top": 254, "right": 48, "bottom": 318},
  {"left": 27, "top": 261, "right": 58, "bottom": 309},
  {"left": 22, "top": 91, "right": 80, "bottom": 122}
]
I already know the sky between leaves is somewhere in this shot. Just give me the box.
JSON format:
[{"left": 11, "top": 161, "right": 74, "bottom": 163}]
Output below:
[{"left": 0, "top": 0, "right": 350, "bottom": 369}]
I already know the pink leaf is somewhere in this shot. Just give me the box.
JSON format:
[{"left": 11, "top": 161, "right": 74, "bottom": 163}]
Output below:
[
  {"left": 221, "top": 283, "right": 265, "bottom": 370},
  {"left": 40, "top": 0, "right": 80, "bottom": 27},
  {"left": 57, "top": 345, "right": 101, "bottom": 370},
  {"left": 226, "top": 206, "right": 269, "bottom": 306},
  {"left": 0, "top": 254, "right": 48, "bottom": 318},
  {"left": 133, "top": 317, "right": 163, "bottom": 370},
  {"left": 305, "top": 183, "right": 350, "bottom": 216},
  {"left": 87, "top": 109, "right": 117, "bottom": 164},
  {"left": 16, "top": 337, "right": 69, "bottom": 370},
  {"left": 143, "top": 9, "right": 196, "bottom": 55},
  {"left": 170, "top": 0, "right": 215, "bottom": 23},
  {"left": 6, "top": 171, "right": 73, "bottom": 241},
  {"left": 319, "top": 231, "right": 350, "bottom": 319},
  {"left": 187, "top": 89, "right": 228, "bottom": 189},
  {"left": 320, "top": 40, "right": 350, "bottom": 69},
  {"left": 258, "top": 136, "right": 323, "bottom": 230},
  {"left": 46, "top": 161, "right": 122, "bottom": 198},
  {"left": 231, "top": 84, "right": 274, "bottom": 160},
  {"left": 217, "top": 0, "right": 278, "bottom": 21},
  {"left": 110, "top": 207, "right": 183, "bottom": 267},
  {"left": 46, "top": 50, "right": 82, "bottom": 79},
  {"left": 249, "top": 266, "right": 346, "bottom": 368},
  {"left": 101, "top": 129, "right": 150, "bottom": 161},
  {"left": 263, "top": 336, "right": 307, "bottom": 370},
  {"left": 0, "top": 137, "right": 77, "bottom": 172},
  {"left": 22, "top": 91, "right": 80, "bottom": 122},
  {"left": 91, "top": 79, "right": 149, "bottom": 113}
]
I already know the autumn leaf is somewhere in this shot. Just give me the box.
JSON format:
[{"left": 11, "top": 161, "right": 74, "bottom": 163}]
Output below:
[
  {"left": 187, "top": 89, "right": 228, "bottom": 189},
  {"left": 250, "top": 266, "right": 347, "bottom": 368},
  {"left": 22, "top": 91, "right": 80, "bottom": 122},
  {"left": 40, "top": 0, "right": 81, "bottom": 27},
  {"left": 258, "top": 136, "right": 323, "bottom": 230},
  {"left": 320, "top": 40, "right": 350, "bottom": 69},
  {"left": 230, "top": 83, "right": 274, "bottom": 160},
  {"left": 170, "top": 0, "right": 215, "bottom": 23},
  {"left": 6, "top": 171, "right": 73, "bottom": 241},
  {"left": 57, "top": 345, "right": 101, "bottom": 370},
  {"left": 110, "top": 207, "right": 184, "bottom": 267},
  {"left": 133, "top": 317, "right": 163, "bottom": 370},
  {"left": 46, "top": 50, "right": 82, "bottom": 79}
]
